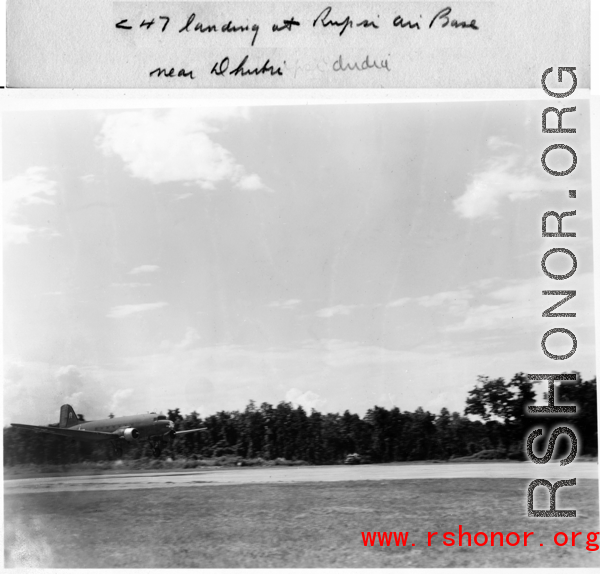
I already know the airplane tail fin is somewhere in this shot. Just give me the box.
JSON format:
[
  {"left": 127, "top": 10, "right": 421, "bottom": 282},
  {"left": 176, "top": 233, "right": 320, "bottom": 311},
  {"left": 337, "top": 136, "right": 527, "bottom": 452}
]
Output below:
[{"left": 59, "top": 404, "right": 79, "bottom": 428}]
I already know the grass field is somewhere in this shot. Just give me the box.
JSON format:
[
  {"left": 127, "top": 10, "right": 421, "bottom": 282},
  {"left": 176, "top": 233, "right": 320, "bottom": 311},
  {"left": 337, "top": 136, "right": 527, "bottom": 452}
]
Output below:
[{"left": 5, "top": 478, "right": 599, "bottom": 568}]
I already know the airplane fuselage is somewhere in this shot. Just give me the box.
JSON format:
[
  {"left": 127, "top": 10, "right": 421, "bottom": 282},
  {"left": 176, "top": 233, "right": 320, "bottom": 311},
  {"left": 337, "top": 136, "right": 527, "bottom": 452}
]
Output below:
[
  {"left": 12, "top": 405, "right": 204, "bottom": 458},
  {"left": 72, "top": 413, "right": 173, "bottom": 440}
]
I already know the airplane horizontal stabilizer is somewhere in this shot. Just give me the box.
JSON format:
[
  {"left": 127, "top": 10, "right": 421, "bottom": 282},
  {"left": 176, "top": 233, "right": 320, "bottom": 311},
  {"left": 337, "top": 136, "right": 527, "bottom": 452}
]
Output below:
[
  {"left": 11, "top": 424, "right": 119, "bottom": 442},
  {"left": 174, "top": 427, "right": 209, "bottom": 436}
]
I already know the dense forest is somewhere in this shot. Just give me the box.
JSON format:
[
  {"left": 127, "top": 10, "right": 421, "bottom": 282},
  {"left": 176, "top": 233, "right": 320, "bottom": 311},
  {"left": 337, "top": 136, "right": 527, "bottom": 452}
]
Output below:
[{"left": 3, "top": 372, "right": 597, "bottom": 467}]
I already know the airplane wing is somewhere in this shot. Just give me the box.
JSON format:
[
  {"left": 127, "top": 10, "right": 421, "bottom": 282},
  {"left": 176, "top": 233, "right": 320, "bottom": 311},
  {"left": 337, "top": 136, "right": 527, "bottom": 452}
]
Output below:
[
  {"left": 174, "top": 427, "right": 208, "bottom": 436},
  {"left": 11, "top": 423, "right": 120, "bottom": 442}
]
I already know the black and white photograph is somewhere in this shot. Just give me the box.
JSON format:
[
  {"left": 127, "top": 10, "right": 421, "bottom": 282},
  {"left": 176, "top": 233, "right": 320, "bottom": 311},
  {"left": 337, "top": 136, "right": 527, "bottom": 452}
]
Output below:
[{"left": 3, "top": 100, "right": 598, "bottom": 567}]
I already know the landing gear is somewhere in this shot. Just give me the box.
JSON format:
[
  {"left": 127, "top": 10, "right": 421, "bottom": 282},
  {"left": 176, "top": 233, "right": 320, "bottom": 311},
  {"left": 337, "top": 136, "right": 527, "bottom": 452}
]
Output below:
[
  {"left": 113, "top": 445, "right": 123, "bottom": 459},
  {"left": 152, "top": 445, "right": 162, "bottom": 458}
]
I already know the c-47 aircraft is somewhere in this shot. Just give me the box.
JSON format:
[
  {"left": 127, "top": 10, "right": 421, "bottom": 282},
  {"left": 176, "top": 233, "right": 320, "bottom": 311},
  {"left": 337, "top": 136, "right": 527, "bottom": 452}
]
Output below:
[{"left": 11, "top": 404, "right": 207, "bottom": 458}]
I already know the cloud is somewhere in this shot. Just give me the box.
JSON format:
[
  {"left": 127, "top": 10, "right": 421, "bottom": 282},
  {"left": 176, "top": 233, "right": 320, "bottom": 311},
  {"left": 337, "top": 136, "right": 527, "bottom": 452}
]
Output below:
[
  {"left": 442, "top": 272, "right": 595, "bottom": 334},
  {"left": 80, "top": 174, "right": 96, "bottom": 183},
  {"left": 315, "top": 304, "right": 361, "bottom": 318},
  {"left": 386, "top": 297, "right": 410, "bottom": 308},
  {"left": 285, "top": 388, "right": 327, "bottom": 412},
  {"left": 54, "top": 365, "right": 113, "bottom": 419},
  {"left": 386, "top": 290, "right": 473, "bottom": 315},
  {"left": 56, "top": 365, "right": 85, "bottom": 397},
  {"left": 486, "top": 136, "right": 519, "bottom": 152},
  {"left": 3, "top": 167, "right": 58, "bottom": 244},
  {"left": 5, "top": 223, "right": 36, "bottom": 245},
  {"left": 98, "top": 108, "right": 266, "bottom": 191},
  {"left": 415, "top": 280, "right": 537, "bottom": 334},
  {"left": 110, "top": 388, "right": 134, "bottom": 414},
  {"left": 236, "top": 173, "right": 265, "bottom": 191},
  {"left": 453, "top": 140, "right": 552, "bottom": 219},
  {"left": 4, "top": 167, "right": 56, "bottom": 210},
  {"left": 160, "top": 327, "right": 201, "bottom": 351},
  {"left": 3, "top": 359, "right": 139, "bottom": 424},
  {"left": 111, "top": 282, "right": 152, "bottom": 288},
  {"left": 129, "top": 265, "right": 160, "bottom": 275},
  {"left": 7, "top": 355, "right": 178, "bottom": 425},
  {"left": 118, "top": 336, "right": 577, "bottom": 419},
  {"left": 107, "top": 302, "right": 169, "bottom": 318},
  {"left": 416, "top": 289, "right": 473, "bottom": 315},
  {"left": 6, "top": 321, "right": 596, "bottom": 428},
  {"left": 268, "top": 299, "right": 302, "bottom": 310}
]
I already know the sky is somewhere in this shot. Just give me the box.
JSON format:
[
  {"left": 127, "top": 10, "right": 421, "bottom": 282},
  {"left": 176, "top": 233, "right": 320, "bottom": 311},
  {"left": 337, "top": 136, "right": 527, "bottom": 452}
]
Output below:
[{"left": 3, "top": 101, "right": 595, "bottom": 425}]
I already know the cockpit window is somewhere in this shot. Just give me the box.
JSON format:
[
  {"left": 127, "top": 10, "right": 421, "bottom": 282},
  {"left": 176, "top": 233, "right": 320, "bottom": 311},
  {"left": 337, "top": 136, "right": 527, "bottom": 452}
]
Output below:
[{"left": 157, "top": 415, "right": 167, "bottom": 420}]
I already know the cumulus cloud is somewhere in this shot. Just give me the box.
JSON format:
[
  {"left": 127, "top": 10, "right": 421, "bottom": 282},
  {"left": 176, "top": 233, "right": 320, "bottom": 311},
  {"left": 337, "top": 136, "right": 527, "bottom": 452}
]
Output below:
[
  {"left": 3, "top": 167, "right": 58, "bottom": 244},
  {"left": 107, "top": 302, "right": 169, "bottom": 318},
  {"left": 115, "top": 338, "right": 536, "bottom": 418},
  {"left": 454, "top": 153, "right": 547, "bottom": 219},
  {"left": 53, "top": 364, "right": 114, "bottom": 420},
  {"left": 268, "top": 299, "right": 302, "bottom": 310},
  {"left": 68, "top": 369, "right": 135, "bottom": 418},
  {"left": 315, "top": 304, "right": 361, "bottom": 318},
  {"left": 80, "top": 174, "right": 96, "bottom": 183},
  {"left": 110, "top": 388, "right": 134, "bottom": 414},
  {"left": 129, "top": 265, "right": 160, "bottom": 275},
  {"left": 452, "top": 137, "right": 570, "bottom": 219},
  {"left": 98, "top": 108, "right": 266, "bottom": 191},
  {"left": 3, "top": 359, "right": 146, "bottom": 424},
  {"left": 56, "top": 365, "right": 85, "bottom": 397},
  {"left": 286, "top": 388, "right": 326, "bottom": 412}
]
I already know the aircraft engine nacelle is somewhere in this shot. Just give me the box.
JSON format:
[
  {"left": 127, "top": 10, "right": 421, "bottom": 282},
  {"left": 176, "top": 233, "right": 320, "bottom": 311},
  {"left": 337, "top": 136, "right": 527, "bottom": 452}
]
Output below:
[{"left": 121, "top": 428, "right": 140, "bottom": 442}]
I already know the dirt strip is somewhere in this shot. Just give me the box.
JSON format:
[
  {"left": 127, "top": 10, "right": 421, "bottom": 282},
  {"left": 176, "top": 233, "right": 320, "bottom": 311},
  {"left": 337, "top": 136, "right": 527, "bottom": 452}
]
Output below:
[{"left": 4, "top": 461, "right": 597, "bottom": 494}]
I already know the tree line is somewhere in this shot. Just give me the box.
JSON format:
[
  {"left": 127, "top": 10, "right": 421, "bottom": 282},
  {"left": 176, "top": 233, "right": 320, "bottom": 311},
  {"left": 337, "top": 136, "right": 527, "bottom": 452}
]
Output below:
[{"left": 3, "top": 372, "right": 596, "bottom": 466}]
